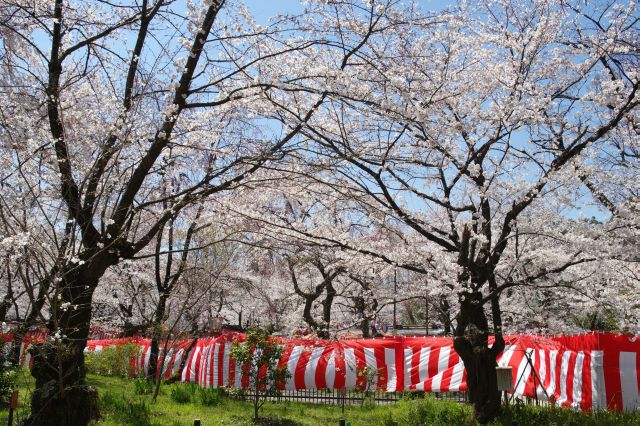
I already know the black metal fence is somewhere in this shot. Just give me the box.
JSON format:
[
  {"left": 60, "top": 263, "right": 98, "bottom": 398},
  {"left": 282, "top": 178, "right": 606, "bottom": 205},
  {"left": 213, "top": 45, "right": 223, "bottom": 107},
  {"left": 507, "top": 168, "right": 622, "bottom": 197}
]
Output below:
[{"left": 228, "top": 389, "right": 469, "bottom": 406}]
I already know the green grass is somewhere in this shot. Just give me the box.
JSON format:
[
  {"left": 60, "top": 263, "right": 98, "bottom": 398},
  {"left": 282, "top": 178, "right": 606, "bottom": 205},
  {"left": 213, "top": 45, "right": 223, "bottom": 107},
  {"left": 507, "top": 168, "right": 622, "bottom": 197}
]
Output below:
[{"left": 1, "top": 371, "right": 639, "bottom": 425}]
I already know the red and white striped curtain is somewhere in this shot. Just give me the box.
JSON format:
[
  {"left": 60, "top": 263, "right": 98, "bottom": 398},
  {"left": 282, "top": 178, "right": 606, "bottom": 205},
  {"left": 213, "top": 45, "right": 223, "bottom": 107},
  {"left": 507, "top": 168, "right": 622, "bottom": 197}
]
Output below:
[{"left": 11, "top": 333, "right": 640, "bottom": 413}]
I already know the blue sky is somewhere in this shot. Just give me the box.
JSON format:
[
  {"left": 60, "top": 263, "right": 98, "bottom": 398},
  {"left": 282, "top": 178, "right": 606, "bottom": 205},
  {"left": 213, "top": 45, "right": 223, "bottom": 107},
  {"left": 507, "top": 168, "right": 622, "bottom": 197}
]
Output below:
[
  {"left": 244, "top": 1, "right": 610, "bottom": 222},
  {"left": 244, "top": 0, "right": 451, "bottom": 22}
]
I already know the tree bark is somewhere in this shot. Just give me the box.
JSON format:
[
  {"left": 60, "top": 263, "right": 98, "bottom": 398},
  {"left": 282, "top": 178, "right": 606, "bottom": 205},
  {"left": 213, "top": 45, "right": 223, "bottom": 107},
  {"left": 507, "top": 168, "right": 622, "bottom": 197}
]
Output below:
[
  {"left": 147, "top": 293, "right": 168, "bottom": 381},
  {"left": 452, "top": 291, "right": 505, "bottom": 424},
  {"left": 25, "top": 257, "right": 112, "bottom": 426}
]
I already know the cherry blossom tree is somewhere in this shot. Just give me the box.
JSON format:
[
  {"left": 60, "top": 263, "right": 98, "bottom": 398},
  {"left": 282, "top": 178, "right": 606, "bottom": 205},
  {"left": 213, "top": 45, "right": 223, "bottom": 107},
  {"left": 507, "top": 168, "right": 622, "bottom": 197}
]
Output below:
[
  {"left": 226, "top": 1, "right": 638, "bottom": 422},
  {"left": 0, "top": 0, "right": 395, "bottom": 423}
]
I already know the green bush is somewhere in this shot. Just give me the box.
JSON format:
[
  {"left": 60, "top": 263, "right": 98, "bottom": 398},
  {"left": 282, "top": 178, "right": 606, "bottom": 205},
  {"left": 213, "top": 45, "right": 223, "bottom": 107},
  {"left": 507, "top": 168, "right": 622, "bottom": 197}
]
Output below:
[
  {"left": 0, "top": 369, "right": 16, "bottom": 405},
  {"left": 197, "top": 387, "right": 225, "bottom": 406},
  {"left": 85, "top": 343, "right": 140, "bottom": 377},
  {"left": 100, "top": 392, "right": 154, "bottom": 426},
  {"left": 133, "top": 378, "right": 154, "bottom": 395},
  {"left": 496, "top": 403, "right": 640, "bottom": 426},
  {"left": 0, "top": 341, "right": 16, "bottom": 406},
  {"left": 169, "top": 383, "right": 197, "bottom": 404},
  {"left": 401, "top": 397, "right": 475, "bottom": 426}
]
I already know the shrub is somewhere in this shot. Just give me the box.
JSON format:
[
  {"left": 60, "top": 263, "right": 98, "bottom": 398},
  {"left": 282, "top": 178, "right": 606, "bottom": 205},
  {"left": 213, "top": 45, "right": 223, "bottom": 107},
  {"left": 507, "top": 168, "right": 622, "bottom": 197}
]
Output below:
[
  {"left": 0, "top": 368, "right": 16, "bottom": 405},
  {"left": 402, "top": 397, "right": 475, "bottom": 426},
  {"left": 230, "top": 327, "right": 290, "bottom": 423},
  {"left": 496, "top": 403, "right": 640, "bottom": 426},
  {"left": 100, "top": 392, "right": 153, "bottom": 426},
  {"left": 170, "top": 383, "right": 196, "bottom": 404},
  {"left": 133, "top": 378, "right": 154, "bottom": 395},
  {"left": 197, "top": 386, "right": 225, "bottom": 406},
  {"left": 0, "top": 341, "right": 16, "bottom": 406},
  {"left": 85, "top": 343, "right": 140, "bottom": 377}
]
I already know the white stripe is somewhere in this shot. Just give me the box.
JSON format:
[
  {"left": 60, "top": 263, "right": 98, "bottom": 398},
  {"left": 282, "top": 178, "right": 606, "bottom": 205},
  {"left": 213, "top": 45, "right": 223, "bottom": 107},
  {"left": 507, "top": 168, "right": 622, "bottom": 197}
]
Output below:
[
  {"left": 344, "top": 348, "right": 357, "bottom": 389},
  {"left": 385, "top": 348, "right": 396, "bottom": 392},
  {"left": 305, "top": 347, "right": 325, "bottom": 389},
  {"left": 137, "top": 346, "right": 144, "bottom": 374},
  {"left": 514, "top": 348, "right": 533, "bottom": 397},
  {"left": 364, "top": 347, "right": 378, "bottom": 390},
  {"left": 234, "top": 351, "right": 243, "bottom": 389},
  {"left": 557, "top": 351, "right": 572, "bottom": 406},
  {"left": 162, "top": 348, "right": 174, "bottom": 377},
  {"left": 189, "top": 347, "right": 201, "bottom": 383},
  {"left": 173, "top": 349, "right": 184, "bottom": 374},
  {"left": 590, "top": 350, "right": 605, "bottom": 410},
  {"left": 449, "top": 361, "right": 465, "bottom": 391},
  {"left": 180, "top": 349, "right": 190, "bottom": 382},
  {"left": 571, "top": 352, "right": 584, "bottom": 409},
  {"left": 200, "top": 344, "right": 210, "bottom": 387},
  {"left": 325, "top": 350, "right": 336, "bottom": 389},
  {"left": 431, "top": 346, "right": 450, "bottom": 392},
  {"left": 143, "top": 346, "right": 152, "bottom": 375},
  {"left": 546, "top": 350, "right": 558, "bottom": 398},
  {"left": 536, "top": 350, "right": 547, "bottom": 399},
  {"left": 222, "top": 344, "right": 230, "bottom": 387},
  {"left": 286, "top": 346, "right": 303, "bottom": 390},
  {"left": 418, "top": 348, "right": 430, "bottom": 382},
  {"left": 497, "top": 345, "right": 515, "bottom": 367},
  {"left": 620, "top": 352, "right": 639, "bottom": 411},
  {"left": 213, "top": 343, "right": 220, "bottom": 388},
  {"left": 403, "top": 348, "right": 412, "bottom": 389}
]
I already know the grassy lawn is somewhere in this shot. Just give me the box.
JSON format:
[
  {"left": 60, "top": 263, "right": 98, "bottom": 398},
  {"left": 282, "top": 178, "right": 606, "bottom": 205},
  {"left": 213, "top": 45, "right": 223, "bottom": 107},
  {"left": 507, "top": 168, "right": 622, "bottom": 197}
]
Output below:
[{"left": 2, "top": 371, "right": 639, "bottom": 425}]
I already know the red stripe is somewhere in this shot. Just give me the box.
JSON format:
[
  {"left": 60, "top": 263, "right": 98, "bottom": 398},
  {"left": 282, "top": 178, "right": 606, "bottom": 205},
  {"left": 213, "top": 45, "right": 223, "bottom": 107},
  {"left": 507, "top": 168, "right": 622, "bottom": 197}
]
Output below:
[
  {"left": 295, "top": 347, "right": 312, "bottom": 389},
  {"left": 333, "top": 346, "right": 346, "bottom": 389},
  {"left": 395, "top": 343, "right": 404, "bottom": 391},
  {"left": 603, "top": 348, "right": 623, "bottom": 411},
  {"left": 523, "top": 350, "right": 537, "bottom": 398},
  {"left": 374, "top": 347, "right": 387, "bottom": 391},
  {"left": 277, "top": 345, "right": 294, "bottom": 390},
  {"left": 315, "top": 347, "right": 332, "bottom": 389},
  {"left": 563, "top": 351, "right": 577, "bottom": 408},
  {"left": 410, "top": 347, "right": 421, "bottom": 386},
  {"left": 218, "top": 343, "right": 225, "bottom": 387},
  {"left": 581, "top": 351, "right": 593, "bottom": 411},
  {"left": 440, "top": 348, "right": 459, "bottom": 391},
  {"left": 428, "top": 346, "right": 440, "bottom": 380}
]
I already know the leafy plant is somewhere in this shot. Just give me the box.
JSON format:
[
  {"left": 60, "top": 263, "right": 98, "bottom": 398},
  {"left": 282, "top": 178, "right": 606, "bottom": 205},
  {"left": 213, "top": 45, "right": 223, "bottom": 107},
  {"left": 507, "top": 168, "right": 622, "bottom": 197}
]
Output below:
[
  {"left": 99, "top": 392, "right": 154, "bottom": 426},
  {"left": 133, "top": 378, "right": 154, "bottom": 395},
  {"left": 85, "top": 343, "right": 140, "bottom": 377},
  {"left": 230, "top": 327, "right": 290, "bottom": 423},
  {"left": 0, "top": 341, "right": 16, "bottom": 406},
  {"left": 0, "top": 369, "right": 16, "bottom": 406},
  {"left": 198, "top": 387, "right": 225, "bottom": 406},
  {"left": 169, "top": 383, "right": 197, "bottom": 404}
]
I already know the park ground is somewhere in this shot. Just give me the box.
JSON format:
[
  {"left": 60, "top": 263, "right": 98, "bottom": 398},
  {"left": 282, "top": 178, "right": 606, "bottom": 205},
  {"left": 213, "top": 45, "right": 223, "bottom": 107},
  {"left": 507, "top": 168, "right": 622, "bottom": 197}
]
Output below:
[{"left": 1, "top": 371, "right": 639, "bottom": 426}]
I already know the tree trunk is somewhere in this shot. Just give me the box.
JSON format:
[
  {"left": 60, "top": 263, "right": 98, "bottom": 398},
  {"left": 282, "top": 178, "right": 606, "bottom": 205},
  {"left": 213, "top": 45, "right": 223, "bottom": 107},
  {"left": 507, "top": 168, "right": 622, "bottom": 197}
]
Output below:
[
  {"left": 253, "top": 391, "right": 260, "bottom": 423},
  {"left": 147, "top": 293, "right": 168, "bottom": 381},
  {"left": 25, "top": 258, "right": 111, "bottom": 426},
  {"left": 452, "top": 291, "right": 505, "bottom": 424}
]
